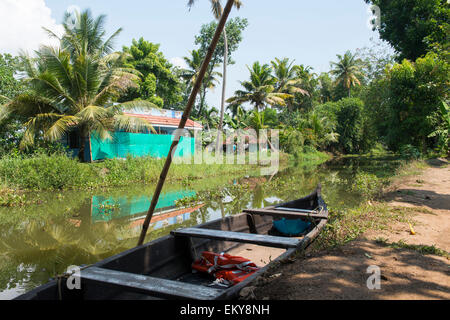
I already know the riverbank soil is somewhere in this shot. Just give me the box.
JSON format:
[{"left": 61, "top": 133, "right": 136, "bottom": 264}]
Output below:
[{"left": 248, "top": 159, "right": 450, "bottom": 300}]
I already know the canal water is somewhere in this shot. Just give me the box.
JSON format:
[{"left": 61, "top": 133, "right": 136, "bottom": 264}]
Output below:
[{"left": 0, "top": 156, "right": 403, "bottom": 299}]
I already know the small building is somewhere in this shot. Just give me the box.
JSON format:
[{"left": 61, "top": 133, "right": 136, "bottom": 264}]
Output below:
[{"left": 63, "top": 108, "right": 202, "bottom": 162}]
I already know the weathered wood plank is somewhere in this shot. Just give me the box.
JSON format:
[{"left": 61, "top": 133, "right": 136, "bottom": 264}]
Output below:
[
  {"left": 243, "top": 208, "right": 328, "bottom": 220},
  {"left": 79, "top": 267, "right": 223, "bottom": 300},
  {"left": 171, "top": 228, "right": 301, "bottom": 248},
  {"left": 275, "top": 207, "right": 318, "bottom": 214}
]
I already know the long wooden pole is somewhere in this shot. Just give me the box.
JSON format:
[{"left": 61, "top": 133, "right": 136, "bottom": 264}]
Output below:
[{"left": 137, "top": 0, "right": 235, "bottom": 246}]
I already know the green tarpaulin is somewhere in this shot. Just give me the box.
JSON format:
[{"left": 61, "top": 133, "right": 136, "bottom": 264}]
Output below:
[{"left": 90, "top": 131, "right": 194, "bottom": 161}]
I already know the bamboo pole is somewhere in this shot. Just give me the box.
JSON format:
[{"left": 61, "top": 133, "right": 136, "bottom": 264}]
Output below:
[{"left": 137, "top": 0, "right": 235, "bottom": 246}]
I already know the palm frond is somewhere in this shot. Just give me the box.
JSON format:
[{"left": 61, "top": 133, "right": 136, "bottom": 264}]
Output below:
[
  {"left": 44, "top": 115, "right": 79, "bottom": 141},
  {"left": 113, "top": 114, "right": 156, "bottom": 134}
]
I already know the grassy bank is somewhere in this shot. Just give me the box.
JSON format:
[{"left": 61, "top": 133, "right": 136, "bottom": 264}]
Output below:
[
  {"left": 0, "top": 154, "right": 258, "bottom": 191},
  {"left": 0, "top": 150, "right": 303, "bottom": 191},
  {"left": 310, "top": 160, "right": 431, "bottom": 252}
]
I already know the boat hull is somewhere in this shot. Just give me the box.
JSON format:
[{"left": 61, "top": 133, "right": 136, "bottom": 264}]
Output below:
[{"left": 15, "top": 186, "right": 328, "bottom": 300}]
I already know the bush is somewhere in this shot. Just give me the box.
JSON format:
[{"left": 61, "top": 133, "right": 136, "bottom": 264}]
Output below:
[
  {"left": 279, "top": 128, "right": 304, "bottom": 154},
  {"left": 350, "top": 172, "right": 384, "bottom": 200},
  {"left": 0, "top": 154, "right": 91, "bottom": 190},
  {"left": 334, "top": 98, "right": 369, "bottom": 154},
  {"left": 399, "top": 144, "right": 422, "bottom": 160},
  {"left": 382, "top": 53, "right": 449, "bottom": 152}
]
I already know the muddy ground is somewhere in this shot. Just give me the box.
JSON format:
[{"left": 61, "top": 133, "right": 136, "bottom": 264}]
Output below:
[{"left": 247, "top": 159, "right": 450, "bottom": 300}]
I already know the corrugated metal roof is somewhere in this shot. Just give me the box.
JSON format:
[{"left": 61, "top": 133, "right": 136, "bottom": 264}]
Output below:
[{"left": 124, "top": 113, "right": 203, "bottom": 129}]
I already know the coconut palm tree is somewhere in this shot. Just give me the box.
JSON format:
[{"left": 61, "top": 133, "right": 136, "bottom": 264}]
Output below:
[
  {"left": 227, "top": 62, "right": 292, "bottom": 111},
  {"left": 199, "top": 106, "right": 219, "bottom": 131},
  {"left": 187, "top": 0, "right": 242, "bottom": 133},
  {"left": 181, "top": 49, "right": 221, "bottom": 117},
  {"left": 0, "top": 9, "right": 155, "bottom": 162},
  {"left": 271, "top": 57, "right": 309, "bottom": 111},
  {"left": 330, "top": 51, "right": 364, "bottom": 97}
]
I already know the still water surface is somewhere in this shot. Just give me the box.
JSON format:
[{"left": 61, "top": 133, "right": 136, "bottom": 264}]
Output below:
[{"left": 0, "top": 156, "right": 403, "bottom": 299}]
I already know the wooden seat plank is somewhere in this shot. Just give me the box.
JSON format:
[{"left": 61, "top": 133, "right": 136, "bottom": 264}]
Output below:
[
  {"left": 171, "top": 228, "right": 300, "bottom": 248},
  {"left": 243, "top": 208, "right": 328, "bottom": 220},
  {"left": 79, "top": 267, "right": 223, "bottom": 300}
]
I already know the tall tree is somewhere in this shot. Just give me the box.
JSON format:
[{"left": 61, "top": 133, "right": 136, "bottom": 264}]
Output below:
[
  {"left": 271, "top": 58, "right": 309, "bottom": 111},
  {"left": 180, "top": 49, "right": 221, "bottom": 116},
  {"left": 188, "top": 0, "right": 244, "bottom": 144},
  {"left": 227, "top": 61, "right": 292, "bottom": 111},
  {"left": 382, "top": 53, "right": 449, "bottom": 152},
  {"left": 0, "top": 9, "right": 156, "bottom": 162},
  {"left": 0, "top": 54, "right": 24, "bottom": 155},
  {"left": 0, "top": 54, "right": 22, "bottom": 104},
  {"left": 317, "top": 72, "right": 334, "bottom": 103},
  {"left": 120, "top": 38, "right": 182, "bottom": 108},
  {"left": 330, "top": 51, "right": 364, "bottom": 98}
]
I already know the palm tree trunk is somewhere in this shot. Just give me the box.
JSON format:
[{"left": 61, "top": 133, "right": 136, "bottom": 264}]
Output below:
[
  {"left": 137, "top": 0, "right": 235, "bottom": 246},
  {"left": 78, "top": 138, "right": 86, "bottom": 162},
  {"left": 77, "top": 127, "right": 89, "bottom": 163},
  {"left": 197, "top": 87, "right": 207, "bottom": 117},
  {"left": 216, "top": 28, "right": 228, "bottom": 152}
]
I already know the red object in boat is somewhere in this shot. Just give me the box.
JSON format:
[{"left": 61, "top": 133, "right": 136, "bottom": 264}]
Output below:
[{"left": 192, "top": 251, "right": 259, "bottom": 286}]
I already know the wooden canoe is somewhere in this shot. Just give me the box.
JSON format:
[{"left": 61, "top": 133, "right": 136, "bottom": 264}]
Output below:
[{"left": 15, "top": 184, "right": 328, "bottom": 300}]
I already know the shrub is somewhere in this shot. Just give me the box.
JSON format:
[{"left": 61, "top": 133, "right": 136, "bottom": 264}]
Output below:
[
  {"left": 279, "top": 128, "right": 304, "bottom": 154},
  {"left": 350, "top": 172, "right": 384, "bottom": 200},
  {"left": 399, "top": 144, "right": 422, "bottom": 160}
]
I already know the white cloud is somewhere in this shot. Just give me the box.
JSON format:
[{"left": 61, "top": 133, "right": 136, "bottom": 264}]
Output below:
[
  {"left": 0, "top": 0, "right": 63, "bottom": 55},
  {"left": 170, "top": 57, "right": 188, "bottom": 69}
]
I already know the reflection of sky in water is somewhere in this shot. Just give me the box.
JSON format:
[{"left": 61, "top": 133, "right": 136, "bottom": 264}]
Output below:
[{"left": 264, "top": 196, "right": 283, "bottom": 203}]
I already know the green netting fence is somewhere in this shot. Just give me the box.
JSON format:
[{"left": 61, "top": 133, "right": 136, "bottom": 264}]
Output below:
[{"left": 90, "top": 131, "right": 194, "bottom": 161}]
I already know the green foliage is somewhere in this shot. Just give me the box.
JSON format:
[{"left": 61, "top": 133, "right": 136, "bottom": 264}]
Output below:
[
  {"left": 270, "top": 58, "right": 309, "bottom": 110},
  {"left": 382, "top": 53, "right": 449, "bottom": 152},
  {"left": 195, "top": 17, "right": 248, "bottom": 67},
  {"left": 314, "top": 98, "right": 373, "bottom": 154},
  {"left": 350, "top": 172, "right": 385, "bottom": 200},
  {"left": 121, "top": 38, "right": 183, "bottom": 108},
  {"left": 398, "top": 144, "right": 422, "bottom": 160},
  {"left": 317, "top": 72, "right": 334, "bottom": 103},
  {"left": 365, "top": 0, "right": 450, "bottom": 61},
  {"left": 0, "top": 54, "right": 25, "bottom": 156},
  {"left": 180, "top": 49, "right": 222, "bottom": 116},
  {"left": 0, "top": 153, "right": 88, "bottom": 190},
  {"left": 330, "top": 51, "right": 364, "bottom": 98},
  {"left": 279, "top": 128, "right": 304, "bottom": 154},
  {"left": 335, "top": 98, "right": 369, "bottom": 153},
  {"left": 0, "top": 54, "right": 22, "bottom": 103},
  {"left": 227, "top": 61, "right": 292, "bottom": 111},
  {"left": 428, "top": 100, "right": 450, "bottom": 155},
  {"left": 0, "top": 153, "right": 260, "bottom": 191}
]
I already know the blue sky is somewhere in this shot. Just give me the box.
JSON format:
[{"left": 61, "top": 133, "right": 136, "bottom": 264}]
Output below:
[{"left": 2, "top": 0, "right": 383, "bottom": 109}]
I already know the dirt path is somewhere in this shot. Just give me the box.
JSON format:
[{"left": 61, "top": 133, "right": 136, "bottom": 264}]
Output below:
[{"left": 248, "top": 159, "right": 450, "bottom": 300}]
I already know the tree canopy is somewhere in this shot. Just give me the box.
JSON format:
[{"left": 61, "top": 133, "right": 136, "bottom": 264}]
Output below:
[
  {"left": 365, "top": 0, "right": 450, "bottom": 61},
  {"left": 121, "top": 38, "right": 183, "bottom": 108}
]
